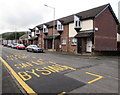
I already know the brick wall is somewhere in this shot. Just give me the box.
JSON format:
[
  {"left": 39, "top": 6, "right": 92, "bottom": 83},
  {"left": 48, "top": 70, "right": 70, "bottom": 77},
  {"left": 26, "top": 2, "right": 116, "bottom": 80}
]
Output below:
[
  {"left": 69, "top": 37, "right": 77, "bottom": 53},
  {"left": 61, "top": 24, "right": 69, "bottom": 52},
  {"left": 94, "top": 7, "right": 117, "bottom": 51}
]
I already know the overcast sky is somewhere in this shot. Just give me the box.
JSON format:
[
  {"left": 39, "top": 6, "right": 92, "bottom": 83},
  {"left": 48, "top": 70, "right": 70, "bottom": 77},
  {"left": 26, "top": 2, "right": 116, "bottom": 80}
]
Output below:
[{"left": 0, "top": 0, "right": 119, "bottom": 34}]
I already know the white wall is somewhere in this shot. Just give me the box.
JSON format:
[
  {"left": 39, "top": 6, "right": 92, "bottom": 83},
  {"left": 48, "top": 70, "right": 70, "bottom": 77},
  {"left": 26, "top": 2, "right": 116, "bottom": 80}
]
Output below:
[
  {"left": 117, "top": 33, "right": 120, "bottom": 42},
  {"left": 32, "top": 32, "right": 34, "bottom": 37},
  {"left": 81, "top": 19, "right": 93, "bottom": 31},
  {"left": 69, "top": 19, "right": 93, "bottom": 37},
  {"left": 69, "top": 23, "right": 77, "bottom": 37}
]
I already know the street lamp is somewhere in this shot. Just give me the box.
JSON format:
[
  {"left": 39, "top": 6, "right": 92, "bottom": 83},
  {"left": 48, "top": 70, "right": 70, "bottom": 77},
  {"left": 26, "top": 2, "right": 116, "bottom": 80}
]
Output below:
[
  {"left": 44, "top": 4, "right": 55, "bottom": 51},
  {"left": 14, "top": 25, "right": 17, "bottom": 43}
]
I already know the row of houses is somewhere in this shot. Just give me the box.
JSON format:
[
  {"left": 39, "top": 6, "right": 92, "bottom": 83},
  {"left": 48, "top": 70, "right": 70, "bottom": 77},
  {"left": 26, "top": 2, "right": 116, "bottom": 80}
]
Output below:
[{"left": 20, "top": 4, "right": 120, "bottom": 54}]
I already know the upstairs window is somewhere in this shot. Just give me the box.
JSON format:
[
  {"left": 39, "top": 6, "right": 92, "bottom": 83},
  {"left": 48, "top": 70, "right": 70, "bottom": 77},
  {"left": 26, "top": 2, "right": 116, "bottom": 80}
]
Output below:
[
  {"left": 35, "top": 27, "right": 40, "bottom": 34},
  {"left": 43, "top": 25, "right": 48, "bottom": 33},
  {"left": 28, "top": 31, "right": 31, "bottom": 36},
  {"left": 74, "top": 15, "right": 81, "bottom": 28},
  {"left": 57, "top": 20, "right": 63, "bottom": 31}
]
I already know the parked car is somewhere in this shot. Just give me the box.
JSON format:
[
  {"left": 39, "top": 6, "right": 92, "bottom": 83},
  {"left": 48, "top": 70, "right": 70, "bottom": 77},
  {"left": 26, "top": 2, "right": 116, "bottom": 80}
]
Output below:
[
  {"left": 26, "top": 45, "right": 44, "bottom": 53},
  {"left": 7, "top": 43, "right": 13, "bottom": 47},
  {"left": 16, "top": 44, "right": 26, "bottom": 50},
  {"left": 7, "top": 44, "right": 10, "bottom": 47},
  {"left": 2, "top": 43, "right": 7, "bottom": 46},
  {"left": 11, "top": 43, "right": 18, "bottom": 49}
]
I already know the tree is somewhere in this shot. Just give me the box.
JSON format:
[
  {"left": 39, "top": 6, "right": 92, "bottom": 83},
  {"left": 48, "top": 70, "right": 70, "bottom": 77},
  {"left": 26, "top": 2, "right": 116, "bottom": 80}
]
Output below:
[{"left": 2, "top": 32, "right": 26, "bottom": 40}]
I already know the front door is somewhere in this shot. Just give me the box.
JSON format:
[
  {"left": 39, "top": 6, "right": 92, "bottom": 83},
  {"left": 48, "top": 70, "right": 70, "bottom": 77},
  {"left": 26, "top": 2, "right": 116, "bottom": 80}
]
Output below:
[
  {"left": 44, "top": 39, "right": 46, "bottom": 49},
  {"left": 77, "top": 38, "right": 82, "bottom": 53},
  {"left": 86, "top": 38, "right": 92, "bottom": 52},
  {"left": 48, "top": 40, "right": 52, "bottom": 49}
]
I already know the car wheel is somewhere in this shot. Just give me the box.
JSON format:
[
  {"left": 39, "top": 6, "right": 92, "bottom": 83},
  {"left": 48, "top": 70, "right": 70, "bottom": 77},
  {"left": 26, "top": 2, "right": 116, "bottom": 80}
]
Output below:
[
  {"left": 27, "top": 49, "right": 29, "bottom": 52},
  {"left": 32, "top": 49, "right": 35, "bottom": 53}
]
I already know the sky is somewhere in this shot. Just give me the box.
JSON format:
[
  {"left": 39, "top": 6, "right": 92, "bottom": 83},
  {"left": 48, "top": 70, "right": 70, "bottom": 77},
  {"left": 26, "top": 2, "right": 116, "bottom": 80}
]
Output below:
[{"left": 0, "top": 0, "right": 119, "bottom": 34}]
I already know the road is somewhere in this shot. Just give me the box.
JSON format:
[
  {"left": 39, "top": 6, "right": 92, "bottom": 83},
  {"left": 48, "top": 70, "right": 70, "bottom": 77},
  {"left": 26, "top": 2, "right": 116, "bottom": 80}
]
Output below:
[{"left": 1, "top": 46, "right": 119, "bottom": 95}]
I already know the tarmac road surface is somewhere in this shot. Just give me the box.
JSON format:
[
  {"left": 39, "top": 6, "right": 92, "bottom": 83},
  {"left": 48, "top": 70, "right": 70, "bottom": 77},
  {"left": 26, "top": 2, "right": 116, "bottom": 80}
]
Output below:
[{"left": 1, "top": 46, "right": 119, "bottom": 95}]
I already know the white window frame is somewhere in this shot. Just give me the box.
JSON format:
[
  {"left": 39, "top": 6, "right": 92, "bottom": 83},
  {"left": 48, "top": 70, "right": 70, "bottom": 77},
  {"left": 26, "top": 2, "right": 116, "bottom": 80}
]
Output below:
[
  {"left": 62, "top": 39, "right": 66, "bottom": 45},
  {"left": 57, "top": 20, "right": 63, "bottom": 31},
  {"left": 71, "top": 38, "right": 77, "bottom": 45},
  {"left": 74, "top": 15, "right": 81, "bottom": 28},
  {"left": 35, "top": 27, "right": 40, "bottom": 34},
  {"left": 43, "top": 25, "right": 48, "bottom": 33}
]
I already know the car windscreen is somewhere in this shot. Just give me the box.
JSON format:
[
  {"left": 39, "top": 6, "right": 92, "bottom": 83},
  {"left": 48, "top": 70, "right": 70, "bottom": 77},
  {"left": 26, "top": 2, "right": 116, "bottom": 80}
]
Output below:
[
  {"left": 19, "top": 44, "right": 24, "bottom": 46},
  {"left": 32, "top": 46, "right": 38, "bottom": 48}
]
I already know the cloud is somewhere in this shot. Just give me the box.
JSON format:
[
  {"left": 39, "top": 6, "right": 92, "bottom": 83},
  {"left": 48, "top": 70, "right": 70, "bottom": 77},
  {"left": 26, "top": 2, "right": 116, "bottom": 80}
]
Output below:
[
  {"left": 0, "top": 0, "right": 119, "bottom": 33},
  {"left": 0, "top": 0, "right": 53, "bottom": 32}
]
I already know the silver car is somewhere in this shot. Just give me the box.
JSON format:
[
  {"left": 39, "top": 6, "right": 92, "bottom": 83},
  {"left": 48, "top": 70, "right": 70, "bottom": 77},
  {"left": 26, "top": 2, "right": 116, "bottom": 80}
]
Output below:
[{"left": 26, "top": 45, "right": 44, "bottom": 53}]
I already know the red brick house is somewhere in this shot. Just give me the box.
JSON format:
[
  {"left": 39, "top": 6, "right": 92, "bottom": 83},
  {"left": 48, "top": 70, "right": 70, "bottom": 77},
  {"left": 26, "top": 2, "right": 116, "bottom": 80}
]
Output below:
[
  {"left": 19, "top": 34, "right": 28, "bottom": 46},
  {"left": 29, "top": 4, "right": 119, "bottom": 54},
  {"left": 28, "top": 28, "right": 38, "bottom": 45}
]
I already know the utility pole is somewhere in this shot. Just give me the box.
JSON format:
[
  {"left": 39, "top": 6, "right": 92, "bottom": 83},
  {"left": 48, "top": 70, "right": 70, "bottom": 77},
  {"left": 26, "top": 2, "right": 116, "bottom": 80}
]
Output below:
[{"left": 44, "top": 4, "right": 55, "bottom": 51}]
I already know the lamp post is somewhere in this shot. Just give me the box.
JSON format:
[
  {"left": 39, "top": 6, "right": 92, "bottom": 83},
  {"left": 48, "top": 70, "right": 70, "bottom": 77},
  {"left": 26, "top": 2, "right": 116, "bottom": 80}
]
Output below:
[
  {"left": 14, "top": 25, "right": 17, "bottom": 43},
  {"left": 44, "top": 4, "right": 55, "bottom": 51}
]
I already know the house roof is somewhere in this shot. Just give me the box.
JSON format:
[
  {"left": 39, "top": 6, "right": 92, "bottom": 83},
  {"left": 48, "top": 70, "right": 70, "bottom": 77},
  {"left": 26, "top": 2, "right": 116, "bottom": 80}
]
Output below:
[
  {"left": 44, "top": 33, "right": 60, "bottom": 39},
  {"left": 75, "top": 32, "right": 94, "bottom": 38},
  {"left": 28, "top": 36, "right": 38, "bottom": 41},
  {"left": 19, "top": 34, "right": 28, "bottom": 40},
  {"left": 36, "top": 4, "right": 119, "bottom": 29}
]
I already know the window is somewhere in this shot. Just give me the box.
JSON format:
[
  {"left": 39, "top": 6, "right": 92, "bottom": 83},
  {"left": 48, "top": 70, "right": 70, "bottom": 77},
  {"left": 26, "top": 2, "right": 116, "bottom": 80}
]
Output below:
[
  {"left": 58, "top": 25, "right": 61, "bottom": 29},
  {"left": 71, "top": 38, "right": 77, "bottom": 45},
  {"left": 79, "top": 21, "right": 80, "bottom": 26},
  {"left": 43, "top": 25, "right": 48, "bottom": 33},
  {"left": 62, "top": 39, "right": 66, "bottom": 45},
  {"left": 74, "top": 15, "right": 81, "bottom": 28},
  {"left": 57, "top": 20, "right": 63, "bottom": 31},
  {"left": 75, "top": 21, "right": 78, "bottom": 27},
  {"left": 75, "top": 20, "right": 81, "bottom": 28}
]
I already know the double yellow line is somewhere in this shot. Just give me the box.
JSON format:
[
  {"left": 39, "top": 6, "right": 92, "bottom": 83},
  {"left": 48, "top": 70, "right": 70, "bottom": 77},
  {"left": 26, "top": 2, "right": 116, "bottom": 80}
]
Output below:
[{"left": 0, "top": 57, "right": 37, "bottom": 95}]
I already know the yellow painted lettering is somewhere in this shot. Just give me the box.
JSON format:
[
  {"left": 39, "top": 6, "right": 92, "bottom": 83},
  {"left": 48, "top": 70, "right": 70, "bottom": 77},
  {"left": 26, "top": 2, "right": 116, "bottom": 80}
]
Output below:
[
  {"left": 49, "top": 61, "right": 57, "bottom": 65},
  {"left": 42, "top": 67, "right": 56, "bottom": 72},
  {"left": 31, "top": 61, "right": 40, "bottom": 65},
  {"left": 62, "top": 66, "right": 76, "bottom": 70},
  {"left": 48, "top": 66, "right": 59, "bottom": 72},
  {"left": 18, "top": 72, "right": 32, "bottom": 81},
  {"left": 37, "top": 60, "right": 45, "bottom": 65},
  {"left": 14, "top": 64, "right": 21, "bottom": 69},
  {"left": 53, "top": 65, "right": 66, "bottom": 71},
  {"left": 36, "top": 68, "right": 51, "bottom": 75},
  {"left": 26, "top": 69, "right": 40, "bottom": 77},
  {"left": 39, "top": 58, "right": 44, "bottom": 61},
  {"left": 26, "top": 62, "right": 33, "bottom": 67},
  {"left": 50, "top": 64, "right": 66, "bottom": 72},
  {"left": 21, "top": 63, "right": 29, "bottom": 68}
]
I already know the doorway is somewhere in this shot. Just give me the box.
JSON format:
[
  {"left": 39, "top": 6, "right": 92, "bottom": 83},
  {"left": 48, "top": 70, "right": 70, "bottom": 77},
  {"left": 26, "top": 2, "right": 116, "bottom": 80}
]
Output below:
[
  {"left": 48, "top": 40, "right": 52, "bottom": 49},
  {"left": 77, "top": 38, "right": 82, "bottom": 53},
  {"left": 86, "top": 38, "right": 92, "bottom": 52}
]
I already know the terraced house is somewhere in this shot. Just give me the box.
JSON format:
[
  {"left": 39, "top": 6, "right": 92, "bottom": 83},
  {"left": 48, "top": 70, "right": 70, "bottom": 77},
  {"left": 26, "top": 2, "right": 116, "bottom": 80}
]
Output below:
[{"left": 28, "top": 4, "right": 119, "bottom": 54}]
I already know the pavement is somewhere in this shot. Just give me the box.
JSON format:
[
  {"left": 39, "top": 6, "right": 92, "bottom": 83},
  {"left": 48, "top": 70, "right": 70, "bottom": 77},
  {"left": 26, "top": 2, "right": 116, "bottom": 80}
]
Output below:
[
  {"left": 2, "top": 65, "right": 22, "bottom": 94},
  {"left": 0, "top": 46, "right": 119, "bottom": 95}
]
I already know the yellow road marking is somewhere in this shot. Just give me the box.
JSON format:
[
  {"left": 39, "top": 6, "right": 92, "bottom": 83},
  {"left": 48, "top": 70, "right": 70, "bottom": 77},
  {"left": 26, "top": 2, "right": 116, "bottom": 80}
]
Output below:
[
  {"left": 14, "top": 57, "right": 18, "bottom": 59},
  {"left": 58, "top": 92, "right": 67, "bottom": 95},
  {"left": 39, "top": 58, "right": 43, "bottom": 60},
  {"left": 0, "top": 57, "right": 37, "bottom": 95},
  {"left": 32, "top": 57, "right": 36, "bottom": 59},
  {"left": 86, "top": 72, "right": 104, "bottom": 84}
]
